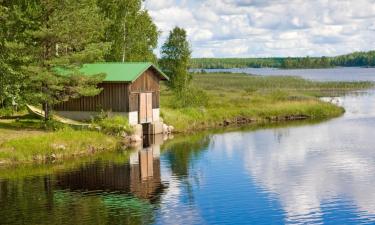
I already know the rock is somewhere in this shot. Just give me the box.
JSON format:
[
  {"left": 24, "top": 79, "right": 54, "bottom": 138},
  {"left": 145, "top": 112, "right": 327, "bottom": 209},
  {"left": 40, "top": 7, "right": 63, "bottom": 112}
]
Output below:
[
  {"left": 122, "top": 135, "right": 132, "bottom": 144},
  {"left": 130, "top": 135, "right": 142, "bottom": 143},
  {"left": 121, "top": 132, "right": 128, "bottom": 138},
  {"left": 87, "top": 146, "right": 96, "bottom": 154},
  {"left": 168, "top": 126, "right": 174, "bottom": 133},
  {"left": 47, "top": 153, "right": 57, "bottom": 161},
  {"left": 163, "top": 124, "right": 169, "bottom": 134},
  {"left": 52, "top": 144, "right": 66, "bottom": 151}
]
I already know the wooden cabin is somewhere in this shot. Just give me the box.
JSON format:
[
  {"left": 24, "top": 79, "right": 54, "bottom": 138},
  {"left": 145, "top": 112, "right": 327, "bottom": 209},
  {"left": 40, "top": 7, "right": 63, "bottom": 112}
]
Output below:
[{"left": 54, "top": 63, "right": 169, "bottom": 125}]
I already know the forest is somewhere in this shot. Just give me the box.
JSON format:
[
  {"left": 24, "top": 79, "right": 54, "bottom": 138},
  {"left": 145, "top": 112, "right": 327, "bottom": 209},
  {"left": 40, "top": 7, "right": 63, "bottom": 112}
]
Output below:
[{"left": 191, "top": 51, "right": 375, "bottom": 69}]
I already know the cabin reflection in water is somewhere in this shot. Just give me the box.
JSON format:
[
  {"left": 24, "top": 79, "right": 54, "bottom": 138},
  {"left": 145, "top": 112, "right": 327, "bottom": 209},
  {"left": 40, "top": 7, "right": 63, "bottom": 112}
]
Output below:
[{"left": 56, "top": 135, "right": 167, "bottom": 200}]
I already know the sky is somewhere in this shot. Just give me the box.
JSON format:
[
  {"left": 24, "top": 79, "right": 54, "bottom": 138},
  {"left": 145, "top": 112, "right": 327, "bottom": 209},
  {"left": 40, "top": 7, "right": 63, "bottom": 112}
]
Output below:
[{"left": 144, "top": 0, "right": 375, "bottom": 58}]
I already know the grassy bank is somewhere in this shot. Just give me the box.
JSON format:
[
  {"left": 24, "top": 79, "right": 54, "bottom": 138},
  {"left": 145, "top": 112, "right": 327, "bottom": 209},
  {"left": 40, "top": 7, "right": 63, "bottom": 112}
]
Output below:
[
  {"left": 0, "top": 114, "right": 135, "bottom": 164},
  {"left": 161, "top": 73, "right": 373, "bottom": 132},
  {"left": 0, "top": 127, "right": 119, "bottom": 164}
]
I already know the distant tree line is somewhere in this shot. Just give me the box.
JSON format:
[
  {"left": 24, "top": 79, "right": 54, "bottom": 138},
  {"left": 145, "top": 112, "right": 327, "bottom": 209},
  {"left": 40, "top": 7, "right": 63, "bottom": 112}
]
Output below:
[{"left": 191, "top": 51, "right": 375, "bottom": 69}]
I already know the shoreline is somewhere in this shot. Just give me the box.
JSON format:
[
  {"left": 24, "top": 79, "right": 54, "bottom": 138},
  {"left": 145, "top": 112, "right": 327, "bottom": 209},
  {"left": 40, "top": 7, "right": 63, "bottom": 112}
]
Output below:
[
  {"left": 0, "top": 106, "right": 341, "bottom": 165},
  {"left": 0, "top": 72, "right": 371, "bottom": 165},
  {"left": 0, "top": 111, "right": 338, "bottom": 166}
]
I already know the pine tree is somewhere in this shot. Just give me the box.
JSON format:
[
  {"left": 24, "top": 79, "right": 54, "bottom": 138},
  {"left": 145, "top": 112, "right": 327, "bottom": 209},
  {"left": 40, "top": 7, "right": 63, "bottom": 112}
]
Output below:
[{"left": 1, "top": 0, "right": 109, "bottom": 120}]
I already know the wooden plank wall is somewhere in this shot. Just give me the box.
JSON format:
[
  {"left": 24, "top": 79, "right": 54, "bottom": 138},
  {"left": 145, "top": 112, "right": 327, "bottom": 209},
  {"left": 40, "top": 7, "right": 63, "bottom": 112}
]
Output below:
[
  {"left": 129, "top": 69, "right": 161, "bottom": 111},
  {"left": 54, "top": 83, "right": 130, "bottom": 112},
  {"left": 129, "top": 69, "right": 160, "bottom": 93}
]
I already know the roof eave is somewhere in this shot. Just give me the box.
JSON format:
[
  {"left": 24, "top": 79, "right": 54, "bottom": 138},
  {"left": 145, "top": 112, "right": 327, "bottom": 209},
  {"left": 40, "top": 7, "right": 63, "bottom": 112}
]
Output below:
[{"left": 130, "top": 63, "right": 170, "bottom": 83}]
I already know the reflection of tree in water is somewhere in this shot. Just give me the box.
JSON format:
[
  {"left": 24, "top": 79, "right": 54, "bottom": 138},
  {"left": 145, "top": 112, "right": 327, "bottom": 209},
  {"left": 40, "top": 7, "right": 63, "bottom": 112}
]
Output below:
[
  {"left": 162, "top": 133, "right": 211, "bottom": 177},
  {"left": 161, "top": 134, "right": 211, "bottom": 204},
  {"left": 0, "top": 176, "right": 156, "bottom": 225}
]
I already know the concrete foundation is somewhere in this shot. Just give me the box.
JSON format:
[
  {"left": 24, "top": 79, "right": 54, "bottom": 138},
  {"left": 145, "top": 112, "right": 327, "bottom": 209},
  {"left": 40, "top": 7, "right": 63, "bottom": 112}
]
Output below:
[
  {"left": 143, "top": 121, "right": 164, "bottom": 135},
  {"left": 55, "top": 111, "right": 129, "bottom": 122},
  {"left": 132, "top": 124, "right": 143, "bottom": 138}
]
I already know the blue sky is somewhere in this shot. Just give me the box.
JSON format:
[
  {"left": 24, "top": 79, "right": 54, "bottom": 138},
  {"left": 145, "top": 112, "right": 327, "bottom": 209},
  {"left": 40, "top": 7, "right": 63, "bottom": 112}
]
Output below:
[{"left": 144, "top": 0, "right": 375, "bottom": 58}]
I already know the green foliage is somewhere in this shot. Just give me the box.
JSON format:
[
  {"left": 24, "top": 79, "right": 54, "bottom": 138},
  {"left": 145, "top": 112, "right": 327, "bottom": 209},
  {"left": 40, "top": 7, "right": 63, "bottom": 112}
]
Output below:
[
  {"left": 1, "top": 0, "right": 109, "bottom": 120},
  {"left": 160, "top": 27, "right": 192, "bottom": 91},
  {"left": 0, "top": 3, "right": 29, "bottom": 108},
  {"left": 92, "top": 116, "right": 133, "bottom": 136},
  {"left": 191, "top": 58, "right": 284, "bottom": 69},
  {"left": 97, "top": 0, "right": 158, "bottom": 63},
  {"left": 0, "top": 107, "right": 13, "bottom": 117}
]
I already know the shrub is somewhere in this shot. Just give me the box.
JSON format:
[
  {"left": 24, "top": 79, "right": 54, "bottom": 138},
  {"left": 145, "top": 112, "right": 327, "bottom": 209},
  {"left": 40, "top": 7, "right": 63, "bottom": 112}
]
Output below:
[
  {"left": 93, "top": 116, "right": 133, "bottom": 136},
  {"left": 0, "top": 107, "right": 14, "bottom": 117}
]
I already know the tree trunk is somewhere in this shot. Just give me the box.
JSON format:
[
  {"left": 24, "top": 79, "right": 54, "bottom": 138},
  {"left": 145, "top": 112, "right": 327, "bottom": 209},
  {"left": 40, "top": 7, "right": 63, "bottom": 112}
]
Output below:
[
  {"left": 43, "top": 102, "right": 49, "bottom": 121},
  {"left": 122, "top": 21, "right": 126, "bottom": 62}
]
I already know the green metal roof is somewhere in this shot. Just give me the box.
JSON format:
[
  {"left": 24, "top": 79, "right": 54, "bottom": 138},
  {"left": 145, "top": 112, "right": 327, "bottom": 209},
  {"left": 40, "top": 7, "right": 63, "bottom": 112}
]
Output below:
[{"left": 59, "top": 63, "right": 169, "bottom": 82}]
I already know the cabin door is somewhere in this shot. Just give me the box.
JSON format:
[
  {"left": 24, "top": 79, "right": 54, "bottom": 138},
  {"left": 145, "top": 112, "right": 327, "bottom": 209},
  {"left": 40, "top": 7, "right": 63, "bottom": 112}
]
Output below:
[{"left": 139, "top": 93, "right": 153, "bottom": 124}]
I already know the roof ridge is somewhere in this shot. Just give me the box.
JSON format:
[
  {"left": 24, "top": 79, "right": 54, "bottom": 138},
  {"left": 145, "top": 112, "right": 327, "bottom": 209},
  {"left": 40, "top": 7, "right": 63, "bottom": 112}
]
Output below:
[{"left": 84, "top": 62, "right": 152, "bottom": 64}]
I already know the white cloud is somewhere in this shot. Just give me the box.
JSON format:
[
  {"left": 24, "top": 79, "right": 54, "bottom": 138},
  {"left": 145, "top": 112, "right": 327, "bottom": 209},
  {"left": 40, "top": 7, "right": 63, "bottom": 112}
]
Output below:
[{"left": 145, "top": 0, "right": 375, "bottom": 57}]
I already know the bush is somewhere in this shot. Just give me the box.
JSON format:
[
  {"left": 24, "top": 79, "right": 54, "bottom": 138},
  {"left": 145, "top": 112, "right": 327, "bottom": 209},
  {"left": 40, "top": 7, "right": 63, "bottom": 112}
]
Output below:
[
  {"left": 93, "top": 116, "right": 133, "bottom": 136},
  {"left": 171, "top": 86, "right": 209, "bottom": 108},
  {"left": 0, "top": 107, "right": 14, "bottom": 117}
]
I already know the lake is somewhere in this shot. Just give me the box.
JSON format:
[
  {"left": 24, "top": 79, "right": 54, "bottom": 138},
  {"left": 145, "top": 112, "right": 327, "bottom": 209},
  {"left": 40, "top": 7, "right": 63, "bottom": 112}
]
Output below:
[
  {"left": 0, "top": 68, "right": 375, "bottom": 225},
  {"left": 203, "top": 67, "right": 375, "bottom": 82}
]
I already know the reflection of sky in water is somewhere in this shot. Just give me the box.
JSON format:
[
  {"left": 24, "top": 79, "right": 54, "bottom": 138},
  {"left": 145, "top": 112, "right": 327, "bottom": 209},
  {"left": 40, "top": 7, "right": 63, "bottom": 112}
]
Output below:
[{"left": 156, "top": 90, "right": 375, "bottom": 224}]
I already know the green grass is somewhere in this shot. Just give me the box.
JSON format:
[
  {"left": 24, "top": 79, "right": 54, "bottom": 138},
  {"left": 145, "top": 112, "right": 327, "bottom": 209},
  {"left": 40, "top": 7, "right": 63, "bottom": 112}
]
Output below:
[
  {"left": 160, "top": 73, "right": 373, "bottom": 132},
  {"left": 191, "top": 73, "right": 373, "bottom": 95},
  {"left": 0, "top": 118, "right": 46, "bottom": 145},
  {"left": 0, "top": 128, "right": 119, "bottom": 164}
]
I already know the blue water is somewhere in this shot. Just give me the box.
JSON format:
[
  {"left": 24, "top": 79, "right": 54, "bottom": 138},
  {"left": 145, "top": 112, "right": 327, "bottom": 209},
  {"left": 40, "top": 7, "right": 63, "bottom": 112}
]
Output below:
[
  {"left": 153, "top": 90, "right": 375, "bottom": 224},
  {"left": 1, "top": 68, "right": 375, "bottom": 224},
  {"left": 204, "top": 67, "right": 375, "bottom": 81}
]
